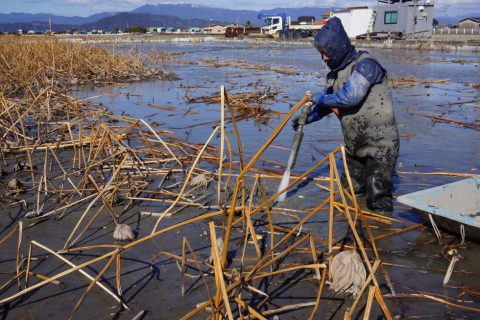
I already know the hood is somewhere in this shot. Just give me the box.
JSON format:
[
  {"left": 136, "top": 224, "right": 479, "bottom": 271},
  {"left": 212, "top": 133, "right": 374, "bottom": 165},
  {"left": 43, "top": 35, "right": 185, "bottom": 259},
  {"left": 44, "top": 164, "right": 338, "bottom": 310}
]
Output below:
[{"left": 313, "top": 17, "right": 358, "bottom": 72}]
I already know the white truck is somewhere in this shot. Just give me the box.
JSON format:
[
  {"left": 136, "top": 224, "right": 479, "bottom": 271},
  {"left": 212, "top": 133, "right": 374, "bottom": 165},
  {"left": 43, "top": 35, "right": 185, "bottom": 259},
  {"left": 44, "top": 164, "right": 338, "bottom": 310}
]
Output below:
[{"left": 257, "top": 13, "right": 324, "bottom": 37}]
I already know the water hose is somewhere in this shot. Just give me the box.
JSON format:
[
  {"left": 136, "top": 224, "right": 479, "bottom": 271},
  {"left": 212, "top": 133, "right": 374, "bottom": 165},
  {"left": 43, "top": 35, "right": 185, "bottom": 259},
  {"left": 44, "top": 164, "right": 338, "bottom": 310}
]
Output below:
[{"left": 277, "top": 99, "right": 312, "bottom": 202}]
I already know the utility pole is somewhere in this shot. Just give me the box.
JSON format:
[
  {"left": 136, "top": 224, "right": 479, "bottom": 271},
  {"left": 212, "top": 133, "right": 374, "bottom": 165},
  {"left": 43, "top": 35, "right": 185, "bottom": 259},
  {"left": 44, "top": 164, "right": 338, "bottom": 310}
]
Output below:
[{"left": 413, "top": 0, "right": 417, "bottom": 39}]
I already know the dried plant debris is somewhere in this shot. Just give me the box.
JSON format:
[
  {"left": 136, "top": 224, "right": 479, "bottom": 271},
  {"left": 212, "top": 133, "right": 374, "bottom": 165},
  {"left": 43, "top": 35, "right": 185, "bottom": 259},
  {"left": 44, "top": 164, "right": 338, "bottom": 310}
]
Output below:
[
  {"left": 0, "top": 102, "right": 470, "bottom": 319},
  {"left": 0, "top": 36, "right": 177, "bottom": 95},
  {"left": 0, "top": 38, "right": 476, "bottom": 319},
  {"left": 209, "top": 237, "right": 224, "bottom": 264},
  {"left": 0, "top": 92, "right": 409, "bottom": 318},
  {"left": 414, "top": 113, "right": 480, "bottom": 131},
  {"left": 187, "top": 87, "right": 281, "bottom": 125},
  {"left": 7, "top": 178, "right": 23, "bottom": 191},
  {"left": 389, "top": 76, "right": 450, "bottom": 88},
  {"left": 464, "top": 82, "right": 480, "bottom": 90},
  {"left": 201, "top": 58, "right": 300, "bottom": 76},
  {"left": 190, "top": 173, "right": 210, "bottom": 189},
  {"left": 328, "top": 250, "right": 366, "bottom": 297},
  {"left": 113, "top": 224, "right": 135, "bottom": 241}
]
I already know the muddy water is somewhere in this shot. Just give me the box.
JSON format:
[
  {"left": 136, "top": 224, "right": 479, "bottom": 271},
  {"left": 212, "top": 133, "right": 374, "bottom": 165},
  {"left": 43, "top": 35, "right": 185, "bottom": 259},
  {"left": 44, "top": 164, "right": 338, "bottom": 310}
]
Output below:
[{"left": 1, "top": 41, "right": 479, "bottom": 319}]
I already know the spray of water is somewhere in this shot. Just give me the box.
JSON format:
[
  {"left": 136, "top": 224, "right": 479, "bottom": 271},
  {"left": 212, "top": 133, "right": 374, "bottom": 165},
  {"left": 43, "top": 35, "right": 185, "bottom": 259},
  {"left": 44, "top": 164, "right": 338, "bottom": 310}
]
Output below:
[{"left": 277, "top": 168, "right": 291, "bottom": 202}]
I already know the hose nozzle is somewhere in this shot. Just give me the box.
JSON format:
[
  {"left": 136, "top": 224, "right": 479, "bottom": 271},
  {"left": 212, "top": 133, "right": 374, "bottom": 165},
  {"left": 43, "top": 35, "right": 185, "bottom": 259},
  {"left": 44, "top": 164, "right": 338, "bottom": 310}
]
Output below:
[
  {"left": 297, "top": 104, "right": 311, "bottom": 126},
  {"left": 297, "top": 92, "right": 312, "bottom": 127}
]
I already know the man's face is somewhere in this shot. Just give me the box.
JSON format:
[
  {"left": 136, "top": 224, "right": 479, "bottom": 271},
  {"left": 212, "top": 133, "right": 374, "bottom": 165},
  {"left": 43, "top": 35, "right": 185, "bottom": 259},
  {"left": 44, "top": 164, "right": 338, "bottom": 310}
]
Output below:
[
  {"left": 315, "top": 44, "right": 330, "bottom": 64},
  {"left": 321, "top": 51, "right": 329, "bottom": 63}
]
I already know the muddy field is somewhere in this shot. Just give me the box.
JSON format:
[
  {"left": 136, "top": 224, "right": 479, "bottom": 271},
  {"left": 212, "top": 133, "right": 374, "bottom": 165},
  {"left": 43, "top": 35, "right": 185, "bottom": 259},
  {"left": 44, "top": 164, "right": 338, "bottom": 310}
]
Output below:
[{"left": 0, "top": 39, "right": 479, "bottom": 319}]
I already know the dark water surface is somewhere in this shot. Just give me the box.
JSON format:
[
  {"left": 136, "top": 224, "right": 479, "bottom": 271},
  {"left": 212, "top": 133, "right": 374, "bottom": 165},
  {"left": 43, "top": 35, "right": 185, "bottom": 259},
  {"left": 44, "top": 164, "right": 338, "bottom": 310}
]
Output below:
[
  {"left": 1, "top": 40, "right": 479, "bottom": 319},
  {"left": 72, "top": 41, "right": 480, "bottom": 319}
]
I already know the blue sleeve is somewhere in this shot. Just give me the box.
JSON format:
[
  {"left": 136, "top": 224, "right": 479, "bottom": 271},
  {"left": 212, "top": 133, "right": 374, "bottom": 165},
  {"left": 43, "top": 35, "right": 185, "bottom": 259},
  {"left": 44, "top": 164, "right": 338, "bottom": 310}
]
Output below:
[
  {"left": 310, "top": 89, "right": 328, "bottom": 104},
  {"left": 314, "top": 70, "right": 371, "bottom": 109},
  {"left": 311, "top": 59, "right": 386, "bottom": 110}
]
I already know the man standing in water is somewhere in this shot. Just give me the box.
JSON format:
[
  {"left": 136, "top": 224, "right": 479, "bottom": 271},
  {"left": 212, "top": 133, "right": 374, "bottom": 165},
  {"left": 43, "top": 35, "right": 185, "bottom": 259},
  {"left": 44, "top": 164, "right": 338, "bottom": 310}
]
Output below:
[{"left": 293, "top": 17, "right": 399, "bottom": 212}]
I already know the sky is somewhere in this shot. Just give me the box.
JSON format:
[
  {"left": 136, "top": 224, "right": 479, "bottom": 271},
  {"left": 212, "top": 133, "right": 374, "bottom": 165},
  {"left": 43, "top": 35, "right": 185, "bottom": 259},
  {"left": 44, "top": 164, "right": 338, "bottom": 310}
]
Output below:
[{"left": 0, "top": 0, "right": 478, "bottom": 17}]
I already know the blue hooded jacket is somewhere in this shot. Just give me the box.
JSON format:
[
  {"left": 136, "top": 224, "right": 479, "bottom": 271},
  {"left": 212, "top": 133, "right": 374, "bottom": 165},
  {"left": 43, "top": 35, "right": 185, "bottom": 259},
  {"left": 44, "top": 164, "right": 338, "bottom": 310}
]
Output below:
[{"left": 307, "top": 17, "right": 387, "bottom": 124}]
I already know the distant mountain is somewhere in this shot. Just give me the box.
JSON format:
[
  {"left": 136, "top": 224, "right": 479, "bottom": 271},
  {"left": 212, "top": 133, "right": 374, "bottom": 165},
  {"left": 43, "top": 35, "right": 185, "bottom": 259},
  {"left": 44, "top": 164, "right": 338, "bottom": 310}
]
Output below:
[
  {"left": 0, "top": 21, "right": 75, "bottom": 33},
  {"left": 0, "top": 12, "right": 114, "bottom": 25},
  {"left": 435, "top": 14, "right": 473, "bottom": 25},
  {"left": 0, "top": 4, "right": 360, "bottom": 34},
  {"left": 80, "top": 12, "right": 219, "bottom": 31},
  {"left": 131, "top": 4, "right": 256, "bottom": 24},
  {"left": 132, "top": 4, "right": 337, "bottom": 24},
  {"left": 80, "top": 13, "right": 116, "bottom": 24},
  {"left": 0, "top": 3, "right": 469, "bottom": 32},
  {"left": 0, "top": 12, "right": 219, "bottom": 33}
]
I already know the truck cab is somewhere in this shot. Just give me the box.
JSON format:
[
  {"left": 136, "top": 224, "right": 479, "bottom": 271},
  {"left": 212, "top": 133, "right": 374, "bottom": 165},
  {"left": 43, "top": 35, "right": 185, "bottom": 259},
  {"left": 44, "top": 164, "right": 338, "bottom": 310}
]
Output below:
[
  {"left": 258, "top": 13, "right": 322, "bottom": 37},
  {"left": 262, "top": 16, "right": 283, "bottom": 34},
  {"left": 258, "top": 13, "right": 287, "bottom": 35}
]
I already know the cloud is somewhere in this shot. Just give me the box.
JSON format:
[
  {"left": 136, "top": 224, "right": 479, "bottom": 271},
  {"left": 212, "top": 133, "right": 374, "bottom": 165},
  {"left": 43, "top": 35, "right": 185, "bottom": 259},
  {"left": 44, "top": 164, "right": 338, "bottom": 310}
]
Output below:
[
  {"left": 3, "top": 0, "right": 480, "bottom": 17},
  {"left": 67, "top": 0, "right": 91, "bottom": 4}
]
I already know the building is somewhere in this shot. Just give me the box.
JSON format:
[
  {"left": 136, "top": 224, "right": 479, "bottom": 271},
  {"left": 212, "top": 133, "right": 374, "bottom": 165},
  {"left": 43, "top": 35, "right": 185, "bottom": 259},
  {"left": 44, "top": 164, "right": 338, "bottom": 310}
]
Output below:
[
  {"left": 297, "top": 16, "right": 316, "bottom": 24},
  {"left": 166, "top": 27, "right": 181, "bottom": 33},
  {"left": 204, "top": 25, "right": 225, "bottom": 34},
  {"left": 331, "top": 7, "right": 374, "bottom": 38},
  {"left": 372, "top": 0, "right": 435, "bottom": 38},
  {"left": 459, "top": 17, "right": 480, "bottom": 29},
  {"left": 225, "top": 23, "right": 242, "bottom": 29},
  {"left": 148, "top": 27, "right": 168, "bottom": 33},
  {"left": 188, "top": 27, "right": 203, "bottom": 33},
  {"left": 319, "top": 11, "right": 333, "bottom": 25}
]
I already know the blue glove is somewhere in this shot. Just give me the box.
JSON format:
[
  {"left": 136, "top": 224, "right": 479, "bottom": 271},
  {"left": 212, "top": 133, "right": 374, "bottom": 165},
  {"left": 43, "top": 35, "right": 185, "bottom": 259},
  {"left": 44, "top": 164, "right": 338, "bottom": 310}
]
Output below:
[
  {"left": 306, "top": 105, "right": 332, "bottom": 124},
  {"left": 291, "top": 104, "right": 332, "bottom": 130}
]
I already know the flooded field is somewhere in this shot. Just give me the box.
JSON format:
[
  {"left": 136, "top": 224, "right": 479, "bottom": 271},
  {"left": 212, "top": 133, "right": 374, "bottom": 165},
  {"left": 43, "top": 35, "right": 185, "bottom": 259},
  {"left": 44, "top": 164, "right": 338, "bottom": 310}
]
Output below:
[{"left": 1, "top": 39, "right": 479, "bottom": 319}]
